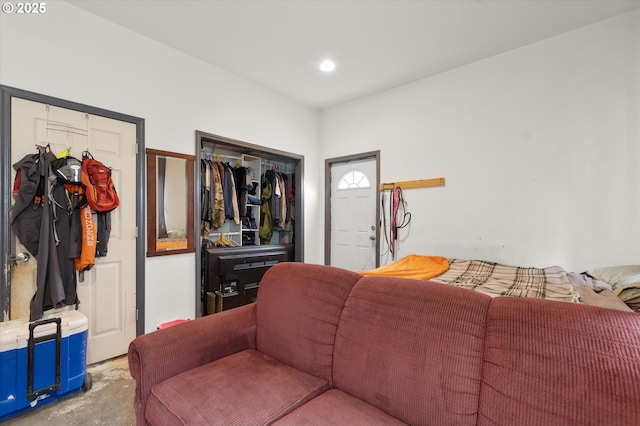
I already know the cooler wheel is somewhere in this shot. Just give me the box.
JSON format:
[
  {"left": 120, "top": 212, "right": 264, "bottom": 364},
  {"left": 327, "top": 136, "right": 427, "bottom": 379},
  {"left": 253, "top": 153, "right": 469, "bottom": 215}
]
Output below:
[{"left": 81, "top": 372, "right": 93, "bottom": 392}]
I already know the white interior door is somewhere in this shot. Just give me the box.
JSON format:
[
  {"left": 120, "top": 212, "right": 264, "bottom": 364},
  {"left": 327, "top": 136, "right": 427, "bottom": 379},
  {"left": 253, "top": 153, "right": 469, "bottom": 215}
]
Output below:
[
  {"left": 330, "top": 158, "right": 377, "bottom": 271},
  {"left": 10, "top": 98, "right": 137, "bottom": 364}
]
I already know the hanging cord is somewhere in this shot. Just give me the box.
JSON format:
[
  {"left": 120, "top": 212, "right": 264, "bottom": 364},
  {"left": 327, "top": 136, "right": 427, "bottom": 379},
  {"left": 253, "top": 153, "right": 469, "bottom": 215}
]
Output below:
[
  {"left": 390, "top": 186, "right": 411, "bottom": 260},
  {"left": 380, "top": 190, "right": 390, "bottom": 258},
  {"left": 393, "top": 187, "right": 412, "bottom": 231},
  {"left": 380, "top": 186, "right": 412, "bottom": 261},
  {"left": 390, "top": 188, "right": 397, "bottom": 258}
]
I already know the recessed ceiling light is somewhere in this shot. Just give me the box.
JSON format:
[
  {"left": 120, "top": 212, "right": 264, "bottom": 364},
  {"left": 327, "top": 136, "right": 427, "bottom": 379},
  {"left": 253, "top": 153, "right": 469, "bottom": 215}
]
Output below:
[{"left": 319, "top": 60, "right": 336, "bottom": 72}]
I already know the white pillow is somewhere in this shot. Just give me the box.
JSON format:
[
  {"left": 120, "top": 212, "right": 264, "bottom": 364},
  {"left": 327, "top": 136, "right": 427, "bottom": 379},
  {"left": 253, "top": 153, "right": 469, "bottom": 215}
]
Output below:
[
  {"left": 587, "top": 265, "right": 640, "bottom": 304},
  {"left": 587, "top": 265, "right": 640, "bottom": 291}
]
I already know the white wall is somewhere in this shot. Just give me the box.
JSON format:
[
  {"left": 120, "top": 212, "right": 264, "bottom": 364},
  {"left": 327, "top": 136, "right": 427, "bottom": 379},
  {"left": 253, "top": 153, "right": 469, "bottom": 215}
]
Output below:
[
  {"left": 321, "top": 10, "right": 640, "bottom": 272},
  {"left": 0, "top": 1, "right": 321, "bottom": 332}
]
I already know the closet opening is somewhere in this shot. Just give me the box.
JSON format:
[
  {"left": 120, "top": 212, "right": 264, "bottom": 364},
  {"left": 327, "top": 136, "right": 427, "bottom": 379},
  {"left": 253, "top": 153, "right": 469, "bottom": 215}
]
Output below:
[{"left": 195, "top": 130, "right": 304, "bottom": 316}]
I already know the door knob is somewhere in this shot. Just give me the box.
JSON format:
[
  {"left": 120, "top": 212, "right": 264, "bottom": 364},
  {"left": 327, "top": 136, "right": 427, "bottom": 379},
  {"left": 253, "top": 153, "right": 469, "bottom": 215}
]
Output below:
[{"left": 11, "top": 252, "right": 30, "bottom": 264}]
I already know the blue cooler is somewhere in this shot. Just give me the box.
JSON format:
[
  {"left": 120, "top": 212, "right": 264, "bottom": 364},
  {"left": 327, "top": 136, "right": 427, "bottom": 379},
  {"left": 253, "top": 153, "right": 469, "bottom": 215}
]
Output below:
[{"left": 0, "top": 310, "right": 90, "bottom": 420}]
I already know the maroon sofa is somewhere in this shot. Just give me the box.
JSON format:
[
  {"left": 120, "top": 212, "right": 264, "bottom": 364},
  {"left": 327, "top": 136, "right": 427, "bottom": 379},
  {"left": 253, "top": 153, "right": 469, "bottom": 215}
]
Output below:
[{"left": 128, "top": 262, "right": 640, "bottom": 425}]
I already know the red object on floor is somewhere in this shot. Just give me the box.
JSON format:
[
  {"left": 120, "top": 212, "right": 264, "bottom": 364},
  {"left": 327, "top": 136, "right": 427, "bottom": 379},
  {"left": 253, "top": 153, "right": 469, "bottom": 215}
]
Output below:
[{"left": 157, "top": 319, "right": 188, "bottom": 329}]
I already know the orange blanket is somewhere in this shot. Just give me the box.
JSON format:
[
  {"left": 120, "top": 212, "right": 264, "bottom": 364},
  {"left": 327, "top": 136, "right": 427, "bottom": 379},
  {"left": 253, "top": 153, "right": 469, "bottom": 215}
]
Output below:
[{"left": 360, "top": 255, "right": 449, "bottom": 280}]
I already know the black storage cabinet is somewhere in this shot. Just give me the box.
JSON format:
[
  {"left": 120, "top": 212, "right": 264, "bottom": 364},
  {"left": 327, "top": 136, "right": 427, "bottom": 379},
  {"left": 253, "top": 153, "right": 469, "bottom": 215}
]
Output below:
[{"left": 204, "top": 244, "right": 294, "bottom": 314}]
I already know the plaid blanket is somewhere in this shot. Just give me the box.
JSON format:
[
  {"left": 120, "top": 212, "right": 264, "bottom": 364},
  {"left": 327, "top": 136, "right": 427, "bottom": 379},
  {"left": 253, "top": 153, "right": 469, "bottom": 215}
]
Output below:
[{"left": 430, "top": 259, "right": 580, "bottom": 303}]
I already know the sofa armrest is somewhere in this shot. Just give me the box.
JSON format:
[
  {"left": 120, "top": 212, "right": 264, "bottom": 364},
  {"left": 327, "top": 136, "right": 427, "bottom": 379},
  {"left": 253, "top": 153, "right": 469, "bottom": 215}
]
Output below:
[{"left": 128, "top": 303, "right": 256, "bottom": 425}]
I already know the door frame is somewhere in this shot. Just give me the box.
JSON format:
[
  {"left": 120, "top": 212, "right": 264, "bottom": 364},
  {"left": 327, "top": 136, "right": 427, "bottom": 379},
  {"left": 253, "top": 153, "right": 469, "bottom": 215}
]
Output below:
[
  {"left": 324, "top": 151, "right": 380, "bottom": 268},
  {"left": 0, "top": 85, "right": 146, "bottom": 337}
]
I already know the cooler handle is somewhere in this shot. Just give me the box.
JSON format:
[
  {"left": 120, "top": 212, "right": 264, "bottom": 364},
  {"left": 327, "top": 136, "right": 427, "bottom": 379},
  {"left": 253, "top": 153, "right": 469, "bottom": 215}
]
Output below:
[{"left": 27, "top": 317, "right": 62, "bottom": 400}]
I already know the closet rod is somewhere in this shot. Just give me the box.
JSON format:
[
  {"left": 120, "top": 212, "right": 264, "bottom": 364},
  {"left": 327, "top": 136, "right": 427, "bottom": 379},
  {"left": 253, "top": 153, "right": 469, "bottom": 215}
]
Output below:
[{"left": 379, "top": 177, "right": 445, "bottom": 191}]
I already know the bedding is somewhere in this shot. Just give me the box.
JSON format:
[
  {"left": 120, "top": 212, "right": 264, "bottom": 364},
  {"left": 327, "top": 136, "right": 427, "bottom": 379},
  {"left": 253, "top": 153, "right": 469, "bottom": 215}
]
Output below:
[
  {"left": 567, "top": 272, "right": 632, "bottom": 312},
  {"left": 429, "top": 259, "right": 580, "bottom": 304},
  {"left": 359, "top": 254, "right": 449, "bottom": 280},
  {"left": 362, "top": 256, "right": 635, "bottom": 311}
]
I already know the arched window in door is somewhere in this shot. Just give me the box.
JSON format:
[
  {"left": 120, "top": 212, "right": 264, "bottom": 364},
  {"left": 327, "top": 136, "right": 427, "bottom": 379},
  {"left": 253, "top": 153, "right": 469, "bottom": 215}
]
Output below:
[{"left": 337, "top": 169, "right": 371, "bottom": 190}]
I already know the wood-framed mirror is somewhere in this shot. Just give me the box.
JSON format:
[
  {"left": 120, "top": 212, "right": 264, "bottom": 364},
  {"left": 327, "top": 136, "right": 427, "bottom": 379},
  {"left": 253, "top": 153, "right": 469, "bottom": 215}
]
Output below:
[{"left": 146, "top": 148, "right": 195, "bottom": 256}]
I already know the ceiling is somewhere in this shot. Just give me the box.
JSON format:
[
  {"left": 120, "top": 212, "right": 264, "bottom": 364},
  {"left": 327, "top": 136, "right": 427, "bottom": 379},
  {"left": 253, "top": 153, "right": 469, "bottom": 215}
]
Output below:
[{"left": 67, "top": 0, "right": 640, "bottom": 110}]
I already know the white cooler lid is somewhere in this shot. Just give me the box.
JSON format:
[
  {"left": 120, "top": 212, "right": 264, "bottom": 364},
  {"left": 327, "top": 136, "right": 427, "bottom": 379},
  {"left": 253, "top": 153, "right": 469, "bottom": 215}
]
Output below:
[
  {"left": 0, "top": 309, "right": 88, "bottom": 352},
  {"left": 0, "top": 319, "right": 27, "bottom": 353}
]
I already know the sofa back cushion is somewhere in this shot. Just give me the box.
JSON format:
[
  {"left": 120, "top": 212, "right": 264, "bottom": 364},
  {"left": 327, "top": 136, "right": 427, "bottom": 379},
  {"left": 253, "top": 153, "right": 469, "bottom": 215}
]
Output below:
[
  {"left": 333, "top": 276, "right": 491, "bottom": 425},
  {"left": 478, "top": 297, "right": 640, "bottom": 425},
  {"left": 256, "top": 262, "right": 363, "bottom": 384}
]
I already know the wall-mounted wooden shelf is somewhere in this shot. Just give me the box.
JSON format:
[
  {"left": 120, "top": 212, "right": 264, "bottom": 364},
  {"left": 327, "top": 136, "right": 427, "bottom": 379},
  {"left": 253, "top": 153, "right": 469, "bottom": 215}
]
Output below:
[{"left": 379, "top": 177, "right": 445, "bottom": 191}]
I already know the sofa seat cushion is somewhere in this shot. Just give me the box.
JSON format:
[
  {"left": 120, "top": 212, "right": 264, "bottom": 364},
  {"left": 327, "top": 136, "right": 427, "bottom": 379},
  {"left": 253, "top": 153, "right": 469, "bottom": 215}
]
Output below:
[
  {"left": 478, "top": 297, "right": 640, "bottom": 425},
  {"left": 274, "top": 389, "right": 407, "bottom": 425},
  {"left": 145, "top": 349, "right": 330, "bottom": 426}
]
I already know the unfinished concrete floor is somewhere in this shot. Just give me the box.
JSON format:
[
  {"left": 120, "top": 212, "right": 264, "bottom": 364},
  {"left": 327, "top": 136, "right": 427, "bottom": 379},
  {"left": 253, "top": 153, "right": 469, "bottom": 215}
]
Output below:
[{"left": 2, "top": 355, "right": 136, "bottom": 425}]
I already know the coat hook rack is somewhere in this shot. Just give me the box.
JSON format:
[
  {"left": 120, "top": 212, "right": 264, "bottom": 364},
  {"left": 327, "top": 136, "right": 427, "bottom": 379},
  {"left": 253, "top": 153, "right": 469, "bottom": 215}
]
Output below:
[{"left": 379, "top": 177, "right": 445, "bottom": 191}]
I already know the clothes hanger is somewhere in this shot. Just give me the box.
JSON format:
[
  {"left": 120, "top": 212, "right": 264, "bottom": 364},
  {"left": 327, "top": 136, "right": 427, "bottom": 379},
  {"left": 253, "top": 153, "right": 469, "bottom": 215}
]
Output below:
[{"left": 213, "top": 232, "right": 238, "bottom": 247}]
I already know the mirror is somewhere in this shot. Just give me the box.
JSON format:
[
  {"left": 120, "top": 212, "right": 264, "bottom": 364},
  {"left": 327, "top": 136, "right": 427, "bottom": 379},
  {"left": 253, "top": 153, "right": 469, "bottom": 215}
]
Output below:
[{"left": 146, "top": 148, "right": 195, "bottom": 256}]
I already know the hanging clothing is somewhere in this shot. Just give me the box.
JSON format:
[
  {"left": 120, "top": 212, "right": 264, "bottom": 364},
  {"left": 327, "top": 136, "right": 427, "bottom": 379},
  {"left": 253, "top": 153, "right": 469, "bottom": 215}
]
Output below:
[
  {"left": 225, "top": 163, "right": 240, "bottom": 224},
  {"left": 10, "top": 146, "right": 125, "bottom": 320},
  {"left": 278, "top": 173, "right": 287, "bottom": 228},
  {"left": 74, "top": 205, "right": 96, "bottom": 282},
  {"left": 283, "top": 174, "right": 293, "bottom": 224},
  {"left": 259, "top": 174, "right": 273, "bottom": 244},
  {"left": 200, "top": 159, "right": 212, "bottom": 237},
  {"left": 48, "top": 175, "right": 80, "bottom": 305},
  {"left": 221, "top": 163, "right": 239, "bottom": 224},
  {"left": 32, "top": 147, "right": 79, "bottom": 320},
  {"left": 222, "top": 163, "right": 233, "bottom": 219},
  {"left": 212, "top": 162, "right": 225, "bottom": 229},
  {"left": 265, "top": 170, "right": 281, "bottom": 229},
  {"left": 10, "top": 151, "right": 46, "bottom": 257},
  {"left": 234, "top": 166, "right": 250, "bottom": 218},
  {"left": 95, "top": 212, "right": 111, "bottom": 257},
  {"left": 207, "top": 161, "right": 215, "bottom": 229}
]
